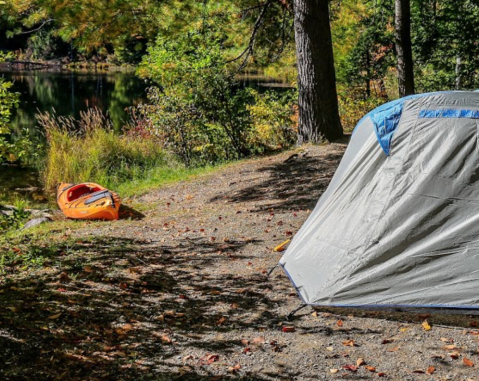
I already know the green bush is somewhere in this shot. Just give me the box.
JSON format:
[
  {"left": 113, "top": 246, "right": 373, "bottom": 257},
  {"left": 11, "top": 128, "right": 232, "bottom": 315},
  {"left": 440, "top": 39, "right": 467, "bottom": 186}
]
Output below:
[
  {"left": 38, "top": 108, "right": 169, "bottom": 193},
  {"left": 137, "top": 26, "right": 297, "bottom": 165},
  {"left": 0, "top": 204, "right": 30, "bottom": 232},
  {"left": 337, "top": 86, "right": 386, "bottom": 132}
]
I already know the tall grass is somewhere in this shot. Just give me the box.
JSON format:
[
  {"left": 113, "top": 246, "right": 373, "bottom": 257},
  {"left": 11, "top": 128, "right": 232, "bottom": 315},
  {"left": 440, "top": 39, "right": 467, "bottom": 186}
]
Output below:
[{"left": 38, "top": 109, "right": 174, "bottom": 195}]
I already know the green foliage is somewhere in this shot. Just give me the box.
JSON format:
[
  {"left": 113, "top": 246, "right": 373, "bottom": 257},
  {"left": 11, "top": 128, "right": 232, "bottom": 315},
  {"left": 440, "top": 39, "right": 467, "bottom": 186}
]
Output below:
[
  {"left": 411, "top": 0, "right": 479, "bottom": 91},
  {"left": 138, "top": 27, "right": 296, "bottom": 165},
  {"left": 337, "top": 86, "right": 385, "bottom": 132},
  {"left": 38, "top": 108, "right": 170, "bottom": 193},
  {"left": 0, "top": 205, "right": 30, "bottom": 233},
  {"left": 0, "top": 53, "right": 27, "bottom": 163},
  {"left": 246, "top": 89, "right": 297, "bottom": 150}
]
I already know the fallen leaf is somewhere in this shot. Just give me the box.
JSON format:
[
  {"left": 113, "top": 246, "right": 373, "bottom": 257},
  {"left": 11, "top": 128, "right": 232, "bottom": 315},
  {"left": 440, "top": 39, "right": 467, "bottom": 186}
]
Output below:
[
  {"left": 242, "top": 347, "right": 252, "bottom": 355},
  {"left": 330, "top": 369, "right": 339, "bottom": 374},
  {"left": 378, "top": 372, "right": 387, "bottom": 377},
  {"left": 282, "top": 326, "right": 295, "bottom": 332},
  {"left": 337, "top": 319, "right": 344, "bottom": 327},
  {"left": 228, "top": 363, "right": 241, "bottom": 373},
  {"left": 48, "top": 313, "right": 62, "bottom": 320},
  {"left": 463, "top": 358, "right": 475, "bottom": 367},
  {"left": 426, "top": 366, "right": 435, "bottom": 375},
  {"left": 217, "top": 316, "right": 227, "bottom": 326},
  {"left": 449, "top": 351, "right": 460, "bottom": 359},
  {"left": 342, "top": 364, "right": 358, "bottom": 372},
  {"left": 161, "top": 335, "right": 172, "bottom": 344},
  {"left": 381, "top": 339, "right": 394, "bottom": 344},
  {"left": 311, "top": 312, "right": 318, "bottom": 318},
  {"left": 116, "top": 324, "right": 133, "bottom": 335},
  {"left": 365, "top": 366, "right": 376, "bottom": 372},
  {"left": 204, "top": 354, "right": 219, "bottom": 364},
  {"left": 412, "top": 369, "right": 425, "bottom": 374},
  {"left": 273, "top": 239, "right": 290, "bottom": 252},
  {"left": 422, "top": 320, "right": 432, "bottom": 331},
  {"left": 387, "top": 346, "right": 400, "bottom": 352},
  {"left": 343, "top": 339, "right": 357, "bottom": 347},
  {"left": 357, "top": 358, "right": 366, "bottom": 366},
  {"left": 443, "top": 344, "right": 460, "bottom": 350}
]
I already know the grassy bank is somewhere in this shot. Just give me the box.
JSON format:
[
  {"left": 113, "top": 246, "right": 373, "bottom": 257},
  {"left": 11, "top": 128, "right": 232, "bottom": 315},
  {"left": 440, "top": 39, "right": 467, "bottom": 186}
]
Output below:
[{"left": 38, "top": 109, "right": 223, "bottom": 199}]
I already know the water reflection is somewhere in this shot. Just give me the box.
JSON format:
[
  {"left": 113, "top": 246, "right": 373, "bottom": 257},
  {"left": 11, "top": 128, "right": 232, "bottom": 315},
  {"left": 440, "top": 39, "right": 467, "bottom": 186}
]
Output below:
[{"left": 1, "top": 69, "right": 149, "bottom": 134}]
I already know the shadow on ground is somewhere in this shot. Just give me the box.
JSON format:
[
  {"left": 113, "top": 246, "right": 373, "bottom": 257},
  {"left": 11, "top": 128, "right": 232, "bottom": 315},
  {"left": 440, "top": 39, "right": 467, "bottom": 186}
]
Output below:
[
  {"left": 0, "top": 235, "right": 286, "bottom": 381},
  {"left": 119, "top": 204, "right": 146, "bottom": 220},
  {"left": 210, "top": 150, "right": 344, "bottom": 213}
]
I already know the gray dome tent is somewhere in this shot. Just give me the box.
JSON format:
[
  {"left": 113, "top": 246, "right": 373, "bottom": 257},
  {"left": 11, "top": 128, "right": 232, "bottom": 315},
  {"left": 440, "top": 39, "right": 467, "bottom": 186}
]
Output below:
[{"left": 280, "top": 91, "right": 479, "bottom": 312}]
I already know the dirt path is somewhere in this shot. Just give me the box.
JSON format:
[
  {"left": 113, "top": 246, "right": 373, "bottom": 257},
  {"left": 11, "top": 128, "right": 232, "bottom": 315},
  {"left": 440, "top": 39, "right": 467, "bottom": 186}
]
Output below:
[{"left": 2, "top": 143, "right": 479, "bottom": 381}]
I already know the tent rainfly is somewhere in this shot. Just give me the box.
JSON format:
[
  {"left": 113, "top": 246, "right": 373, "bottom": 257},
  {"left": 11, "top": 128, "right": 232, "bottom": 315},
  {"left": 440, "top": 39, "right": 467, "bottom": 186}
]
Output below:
[{"left": 280, "top": 91, "right": 479, "bottom": 312}]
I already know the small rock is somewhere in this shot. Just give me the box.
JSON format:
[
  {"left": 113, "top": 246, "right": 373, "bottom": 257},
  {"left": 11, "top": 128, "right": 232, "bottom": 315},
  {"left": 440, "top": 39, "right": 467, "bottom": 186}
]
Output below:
[{"left": 22, "top": 217, "right": 52, "bottom": 230}]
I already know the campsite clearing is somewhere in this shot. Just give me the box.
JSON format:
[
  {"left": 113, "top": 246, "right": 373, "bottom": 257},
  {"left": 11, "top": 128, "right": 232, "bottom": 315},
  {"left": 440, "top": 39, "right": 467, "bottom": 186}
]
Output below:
[{"left": 2, "top": 141, "right": 479, "bottom": 381}]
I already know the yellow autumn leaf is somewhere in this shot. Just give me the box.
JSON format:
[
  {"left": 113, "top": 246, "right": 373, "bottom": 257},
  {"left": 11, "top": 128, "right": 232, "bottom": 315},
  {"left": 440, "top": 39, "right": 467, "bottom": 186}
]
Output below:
[{"left": 422, "top": 320, "right": 432, "bottom": 331}]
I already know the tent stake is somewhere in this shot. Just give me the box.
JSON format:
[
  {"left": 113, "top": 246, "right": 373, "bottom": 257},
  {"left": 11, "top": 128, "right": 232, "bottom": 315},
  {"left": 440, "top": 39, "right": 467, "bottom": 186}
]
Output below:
[{"left": 287, "top": 304, "right": 308, "bottom": 321}]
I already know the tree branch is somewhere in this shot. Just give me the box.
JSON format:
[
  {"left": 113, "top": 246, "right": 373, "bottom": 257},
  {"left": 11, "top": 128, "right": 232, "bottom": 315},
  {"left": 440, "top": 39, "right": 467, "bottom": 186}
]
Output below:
[
  {"left": 226, "top": 0, "right": 273, "bottom": 72},
  {"left": 19, "top": 19, "right": 54, "bottom": 35}
]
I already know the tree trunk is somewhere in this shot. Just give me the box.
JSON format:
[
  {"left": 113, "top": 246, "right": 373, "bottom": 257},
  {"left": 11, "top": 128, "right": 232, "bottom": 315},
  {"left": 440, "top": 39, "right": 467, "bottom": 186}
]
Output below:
[
  {"left": 455, "top": 56, "right": 462, "bottom": 90},
  {"left": 395, "top": 0, "right": 415, "bottom": 97},
  {"left": 366, "top": 49, "right": 371, "bottom": 98},
  {"left": 294, "top": 0, "right": 343, "bottom": 143}
]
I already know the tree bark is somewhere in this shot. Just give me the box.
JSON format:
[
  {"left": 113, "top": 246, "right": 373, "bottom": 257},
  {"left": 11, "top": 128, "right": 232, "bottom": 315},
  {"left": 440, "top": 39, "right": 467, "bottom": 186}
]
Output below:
[
  {"left": 294, "top": 0, "right": 342, "bottom": 143},
  {"left": 455, "top": 56, "right": 462, "bottom": 90},
  {"left": 395, "top": 0, "right": 415, "bottom": 97}
]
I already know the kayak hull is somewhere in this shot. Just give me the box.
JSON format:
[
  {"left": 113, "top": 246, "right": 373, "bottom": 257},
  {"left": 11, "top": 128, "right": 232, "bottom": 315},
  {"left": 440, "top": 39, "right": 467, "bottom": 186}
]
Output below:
[{"left": 57, "top": 182, "right": 121, "bottom": 220}]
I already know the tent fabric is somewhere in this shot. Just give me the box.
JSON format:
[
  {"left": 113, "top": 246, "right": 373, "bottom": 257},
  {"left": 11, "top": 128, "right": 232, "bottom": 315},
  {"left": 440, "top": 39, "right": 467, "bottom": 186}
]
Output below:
[
  {"left": 280, "top": 91, "right": 479, "bottom": 311},
  {"left": 356, "top": 91, "right": 452, "bottom": 155}
]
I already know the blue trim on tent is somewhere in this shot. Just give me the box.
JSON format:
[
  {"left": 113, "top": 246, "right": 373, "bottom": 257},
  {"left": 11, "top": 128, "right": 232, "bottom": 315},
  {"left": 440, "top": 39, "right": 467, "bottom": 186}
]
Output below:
[
  {"left": 306, "top": 302, "right": 479, "bottom": 311},
  {"left": 280, "top": 263, "right": 479, "bottom": 311},
  {"left": 354, "top": 91, "right": 454, "bottom": 155},
  {"left": 419, "top": 109, "right": 479, "bottom": 118}
]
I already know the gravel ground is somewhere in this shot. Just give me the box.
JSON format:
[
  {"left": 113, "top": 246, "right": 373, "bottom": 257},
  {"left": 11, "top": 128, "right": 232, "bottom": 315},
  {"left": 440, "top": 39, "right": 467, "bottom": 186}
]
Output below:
[{"left": 1, "top": 142, "right": 479, "bottom": 381}]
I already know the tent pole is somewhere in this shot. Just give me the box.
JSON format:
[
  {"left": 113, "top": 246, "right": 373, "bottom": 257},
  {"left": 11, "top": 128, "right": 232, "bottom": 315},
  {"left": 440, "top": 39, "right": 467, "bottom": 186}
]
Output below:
[
  {"left": 266, "top": 264, "right": 279, "bottom": 277},
  {"left": 287, "top": 304, "right": 308, "bottom": 321}
]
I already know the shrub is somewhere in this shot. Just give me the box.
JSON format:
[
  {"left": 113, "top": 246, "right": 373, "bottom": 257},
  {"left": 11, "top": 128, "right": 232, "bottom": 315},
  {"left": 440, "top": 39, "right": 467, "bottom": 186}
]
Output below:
[
  {"left": 0, "top": 203, "right": 30, "bottom": 232},
  {"left": 337, "top": 86, "right": 386, "bottom": 132},
  {"left": 38, "top": 108, "right": 169, "bottom": 193},
  {"left": 246, "top": 89, "right": 297, "bottom": 151},
  {"left": 137, "top": 27, "right": 297, "bottom": 165}
]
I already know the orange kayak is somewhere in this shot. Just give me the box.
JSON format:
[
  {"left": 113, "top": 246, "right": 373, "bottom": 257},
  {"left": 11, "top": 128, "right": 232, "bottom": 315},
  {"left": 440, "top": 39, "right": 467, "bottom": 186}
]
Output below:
[{"left": 57, "top": 182, "right": 121, "bottom": 220}]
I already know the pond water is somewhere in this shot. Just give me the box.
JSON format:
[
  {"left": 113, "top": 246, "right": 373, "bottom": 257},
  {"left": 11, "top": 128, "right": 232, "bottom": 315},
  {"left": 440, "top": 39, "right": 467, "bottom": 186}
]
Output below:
[
  {"left": 0, "top": 69, "right": 290, "bottom": 205},
  {"left": 2, "top": 69, "right": 149, "bottom": 133}
]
